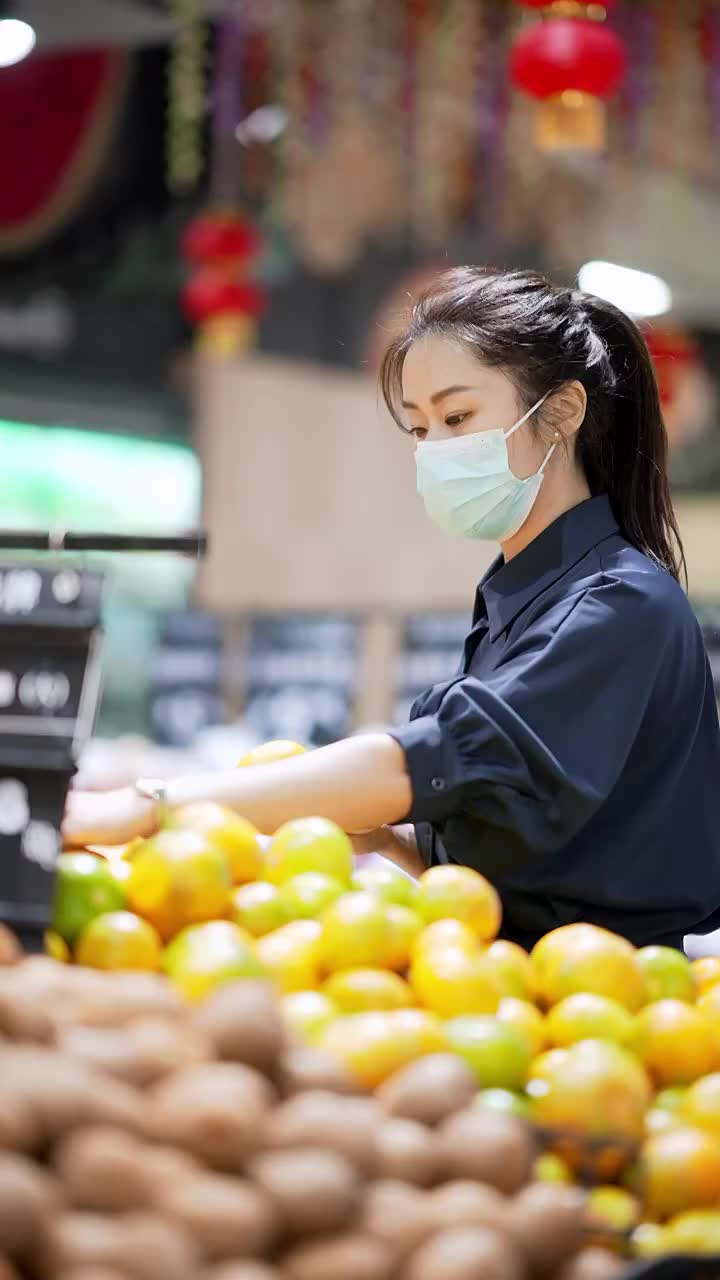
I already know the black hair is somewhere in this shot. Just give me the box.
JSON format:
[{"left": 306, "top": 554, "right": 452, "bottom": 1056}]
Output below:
[{"left": 380, "top": 266, "right": 685, "bottom": 583}]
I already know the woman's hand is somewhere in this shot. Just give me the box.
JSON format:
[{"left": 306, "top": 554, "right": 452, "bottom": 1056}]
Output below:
[
  {"left": 351, "top": 825, "right": 426, "bottom": 878},
  {"left": 62, "top": 787, "right": 158, "bottom": 849}
]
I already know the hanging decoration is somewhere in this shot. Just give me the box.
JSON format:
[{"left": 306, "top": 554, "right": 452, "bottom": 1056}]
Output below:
[
  {"left": 509, "top": 3, "right": 627, "bottom": 151},
  {"left": 642, "top": 322, "right": 714, "bottom": 450},
  {"left": 180, "top": 210, "right": 266, "bottom": 359},
  {"left": 166, "top": 0, "right": 208, "bottom": 194}
]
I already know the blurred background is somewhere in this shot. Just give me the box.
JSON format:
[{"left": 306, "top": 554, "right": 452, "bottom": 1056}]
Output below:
[{"left": 2, "top": 0, "right": 720, "bottom": 784}]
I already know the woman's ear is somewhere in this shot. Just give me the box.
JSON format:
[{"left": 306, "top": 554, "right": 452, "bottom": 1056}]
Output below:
[{"left": 545, "top": 381, "right": 587, "bottom": 440}]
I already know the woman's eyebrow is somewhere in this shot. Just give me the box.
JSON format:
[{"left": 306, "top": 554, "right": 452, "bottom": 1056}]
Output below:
[{"left": 401, "top": 384, "right": 479, "bottom": 410}]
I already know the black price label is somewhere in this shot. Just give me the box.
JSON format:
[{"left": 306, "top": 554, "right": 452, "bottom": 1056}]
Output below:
[
  {"left": 0, "top": 564, "right": 103, "bottom": 627},
  {"left": 0, "top": 767, "right": 72, "bottom": 930}
]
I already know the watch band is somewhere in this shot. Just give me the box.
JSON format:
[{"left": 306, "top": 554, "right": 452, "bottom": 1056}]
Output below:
[{"left": 134, "top": 776, "right": 168, "bottom": 830}]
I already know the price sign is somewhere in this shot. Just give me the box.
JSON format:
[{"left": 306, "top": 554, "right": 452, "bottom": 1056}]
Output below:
[
  {"left": 0, "top": 564, "right": 103, "bottom": 626},
  {"left": 0, "top": 760, "right": 73, "bottom": 939},
  {"left": 245, "top": 614, "right": 358, "bottom": 747},
  {"left": 393, "top": 612, "right": 470, "bottom": 725},
  {"left": 149, "top": 610, "right": 225, "bottom": 748}
]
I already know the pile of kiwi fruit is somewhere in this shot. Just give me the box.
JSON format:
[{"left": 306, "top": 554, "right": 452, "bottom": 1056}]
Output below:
[{"left": 0, "top": 924, "right": 633, "bottom": 1280}]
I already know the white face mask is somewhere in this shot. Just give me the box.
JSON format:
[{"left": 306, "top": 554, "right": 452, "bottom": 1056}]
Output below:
[{"left": 414, "top": 392, "right": 555, "bottom": 542}]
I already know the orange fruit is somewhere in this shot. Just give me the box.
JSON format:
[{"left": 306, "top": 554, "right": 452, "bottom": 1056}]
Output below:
[
  {"left": 664, "top": 1209, "right": 720, "bottom": 1254},
  {"left": 44, "top": 929, "right": 70, "bottom": 963},
  {"left": 640, "top": 1126, "right": 720, "bottom": 1219},
  {"left": 631, "top": 1223, "right": 666, "bottom": 1257},
  {"left": 633, "top": 1000, "right": 717, "bottom": 1087},
  {"left": 75, "top": 911, "right": 163, "bottom": 971},
  {"left": 531, "top": 924, "right": 646, "bottom": 1011},
  {"left": 645, "top": 1107, "right": 680, "bottom": 1136},
  {"left": 126, "top": 830, "right": 231, "bottom": 940},
  {"left": 318, "top": 892, "right": 389, "bottom": 972},
  {"left": 322, "top": 967, "right": 414, "bottom": 1013},
  {"left": 229, "top": 881, "right": 289, "bottom": 937},
  {"left": 237, "top": 739, "right": 307, "bottom": 767},
  {"left": 445, "top": 1014, "right": 532, "bottom": 1089},
  {"left": 529, "top": 1048, "right": 570, "bottom": 1081},
  {"left": 353, "top": 863, "right": 417, "bottom": 908},
  {"left": 279, "top": 872, "right": 345, "bottom": 919},
  {"left": 381, "top": 905, "right": 422, "bottom": 971},
  {"left": 681, "top": 1074, "right": 720, "bottom": 1137},
  {"left": 545, "top": 993, "right": 635, "bottom": 1049},
  {"left": 167, "top": 803, "right": 264, "bottom": 884},
  {"left": 474, "top": 1088, "right": 530, "bottom": 1119},
  {"left": 410, "top": 946, "right": 501, "bottom": 1018},
  {"left": 318, "top": 1008, "right": 446, "bottom": 1089},
  {"left": 52, "top": 852, "right": 127, "bottom": 946},
  {"left": 281, "top": 990, "right": 338, "bottom": 1042},
  {"left": 587, "top": 1186, "right": 641, "bottom": 1234},
  {"left": 256, "top": 919, "right": 322, "bottom": 993},
  {"left": 698, "top": 983, "right": 720, "bottom": 1018},
  {"left": 527, "top": 1039, "right": 651, "bottom": 1143},
  {"left": 163, "top": 920, "right": 264, "bottom": 1001},
  {"left": 497, "top": 997, "right": 546, "bottom": 1057},
  {"left": 693, "top": 957, "right": 720, "bottom": 997},
  {"left": 415, "top": 865, "right": 501, "bottom": 942},
  {"left": 655, "top": 1087, "right": 688, "bottom": 1113},
  {"left": 413, "top": 919, "right": 478, "bottom": 958},
  {"left": 637, "top": 946, "right": 696, "bottom": 1004},
  {"left": 485, "top": 940, "right": 537, "bottom": 1000},
  {"left": 266, "top": 817, "right": 353, "bottom": 887}
]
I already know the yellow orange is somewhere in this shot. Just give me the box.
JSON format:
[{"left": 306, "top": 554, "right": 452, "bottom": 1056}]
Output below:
[
  {"left": 318, "top": 1008, "right": 446, "bottom": 1089},
  {"left": 640, "top": 1126, "right": 720, "bottom": 1219},
  {"left": 415, "top": 865, "right": 501, "bottom": 942},
  {"left": 445, "top": 1015, "right": 532, "bottom": 1090},
  {"left": 693, "top": 957, "right": 720, "bottom": 997},
  {"left": 527, "top": 1039, "right": 651, "bottom": 1143},
  {"left": 664, "top": 1209, "right": 720, "bottom": 1254},
  {"left": 76, "top": 911, "right": 163, "bottom": 971},
  {"left": 265, "top": 817, "right": 353, "bottom": 887},
  {"left": 533, "top": 1153, "right": 573, "bottom": 1184},
  {"left": 256, "top": 919, "right": 322, "bottom": 993},
  {"left": 633, "top": 1000, "right": 717, "bottom": 1087},
  {"left": 681, "top": 1074, "right": 720, "bottom": 1137},
  {"left": 229, "top": 881, "right": 289, "bottom": 937},
  {"left": 44, "top": 929, "right": 70, "bottom": 963},
  {"left": 279, "top": 872, "right": 345, "bottom": 919},
  {"left": 381, "top": 905, "right": 422, "bottom": 971},
  {"left": 237, "top": 739, "right": 307, "bottom": 766},
  {"left": 127, "top": 830, "right": 231, "bottom": 941},
  {"left": 587, "top": 1186, "right": 641, "bottom": 1234},
  {"left": 322, "top": 968, "right": 414, "bottom": 1013},
  {"left": 497, "top": 997, "right": 546, "bottom": 1057},
  {"left": 318, "top": 892, "right": 389, "bottom": 972},
  {"left": 485, "top": 939, "right": 537, "bottom": 1000},
  {"left": 545, "top": 992, "right": 635, "bottom": 1049},
  {"left": 413, "top": 919, "right": 478, "bottom": 958},
  {"left": 410, "top": 946, "right": 501, "bottom": 1018},
  {"left": 168, "top": 803, "right": 264, "bottom": 884},
  {"left": 352, "top": 864, "right": 417, "bottom": 908},
  {"left": 637, "top": 946, "right": 696, "bottom": 1004},
  {"left": 163, "top": 920, "right": 264, "bottom": 1002},
  {"left": 281, "top": 990, "right": 338, "bottom": 1042},
  {"left": 531, "top": 924, "right": 646, "bottom": 1011}
]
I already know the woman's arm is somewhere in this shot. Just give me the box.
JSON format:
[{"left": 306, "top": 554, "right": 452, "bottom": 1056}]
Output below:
[
  {"left": 351, "top": 824, "right": 426, "bottom": 878},
  {"left": 63, "top": 733, "right": 414, "bottom": 849}
]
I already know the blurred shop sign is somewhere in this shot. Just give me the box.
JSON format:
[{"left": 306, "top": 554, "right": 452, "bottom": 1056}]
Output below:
[
  {"left": 393, "top": 612, "right": 470, "bottom": 725},
  {"left": 245, "top": 615, "right": 358, "bottom": 748},
  {"left": 150, "top": 611, "right": 225, "bottom": 748}
]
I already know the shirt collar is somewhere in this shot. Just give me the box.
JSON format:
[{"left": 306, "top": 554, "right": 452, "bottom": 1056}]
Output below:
[{"left": 479, "top": 495, "right": 620, "bottom": 642}]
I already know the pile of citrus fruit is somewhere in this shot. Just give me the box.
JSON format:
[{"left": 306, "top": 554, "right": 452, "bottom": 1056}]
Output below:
[{"left": 42, "top": 741, "right": 720, "bottom": 1262}]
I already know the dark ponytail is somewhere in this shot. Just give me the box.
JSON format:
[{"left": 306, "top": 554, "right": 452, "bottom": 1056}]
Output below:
[{"left": 380, "top": 266, "right": 686, "bottom": 584}]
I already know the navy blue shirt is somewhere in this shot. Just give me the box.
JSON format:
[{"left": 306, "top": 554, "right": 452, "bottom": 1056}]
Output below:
[{"left": 392, "top": 496, "right": 720, "bottom": 949}]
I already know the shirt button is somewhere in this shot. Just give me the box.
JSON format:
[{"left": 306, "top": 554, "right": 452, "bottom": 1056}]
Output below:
[{"left": 431, "top": 777, "right": 446, "bottom": 792}]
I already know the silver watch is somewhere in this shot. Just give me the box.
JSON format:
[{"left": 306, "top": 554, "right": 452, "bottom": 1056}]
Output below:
[{"left": 135, "top": 777, "right": 168, "bottom": 829}]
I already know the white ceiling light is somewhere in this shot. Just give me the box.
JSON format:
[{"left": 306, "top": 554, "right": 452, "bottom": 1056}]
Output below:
[
  {"left": 578, "top": 260, "right": 673, "bottom": 319},
  {"left": 0, "top": 17, "right": 36, "bottom": 67}
]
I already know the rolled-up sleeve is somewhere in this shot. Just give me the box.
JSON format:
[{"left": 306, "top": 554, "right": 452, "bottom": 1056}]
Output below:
[{"left": 390, "top": 580, "right": 678, "bottom": 862}]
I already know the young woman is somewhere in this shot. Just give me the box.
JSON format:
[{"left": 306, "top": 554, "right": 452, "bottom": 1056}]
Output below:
[{"left": 64, "top": 267, "right": 720, "bottom": 949}]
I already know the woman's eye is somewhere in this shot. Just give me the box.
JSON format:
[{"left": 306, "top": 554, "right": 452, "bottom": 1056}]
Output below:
[
  {"left": 445, "top": 412, "right": 470, "bottom": 428},
  {"left": 410, "top": 426, "right": 427, "bottom": 440}
]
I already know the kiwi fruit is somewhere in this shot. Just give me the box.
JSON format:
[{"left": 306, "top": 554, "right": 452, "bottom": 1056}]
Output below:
[
  {"left": 193, "top": 981, "right": 284, "bottom": 1073},
  {"left": 0, "top": 1152, "right": 60, "bottom": 1259},
  {"left": 376, "top": 1055, "right": 477, "bottom": 1126},
  {"left": 275, "top": 1046, "right": 358, "bottom": 1097},
  {"left": 555, "top": 1248, "right": 626, "bottom": 1280},
  {"left": 0, "top": 989, "right": 55, "bottom": 1043},
  {"left": 427, "top": 1181, "right": 510, "bottom": 1234},
  {"left": 507, "top": 1183, "right": 589, "bottom": 1277},
  {"left": 0, "top": 1257, "right": 19, "bottom": 1280},
  {"left": 0, "top": 925, "right": 20, "bottom": 965},
  {"left": 60, "top": 1020, "right": 210, "bottom": 1090},
  {"left": 54, "top": 1270, "right": 129, "bottom": 1280},
  {"left": 53, "top": 1127, "right": 151, "bottom": 1212},
  {"left": 148, "top": 1063, "right": 274, "bottom": 1170},
  {"left": 41, "top": 1212, "right": 200, "bottom": 1280},
  {"left": 0, "top": 1092, "right": 40, "bottom": 1153},
  {"left": 281, "top": 1233, "right": 394, "bottom": 1280},
  {"left": 154, "top": 1174, "right": 277, "bottom": 1261},
  {"left": 374, "top": 1119, "right": 437, "bottom": 1187},
  {"left": 69, "top": 974, "right": 184, "bottom": 1029},
  {"left": 405, "top": 1226, "right": 523, "bottom": 1280},
  {"left": 360, "top": 1180, "right": 431, "bottom": 1256},
  {"left": 435, "top": 1108, "right": 534, "bottom": 1195},
  {"left": 263, "top": 1091, "right": 380, "bottom": 1175},
  {"left": 204, "top": 1265, "right": 282, "bottom": 1280},
  {"left": 249, "top": 1147, "right": 360, "bottom": 1236}
]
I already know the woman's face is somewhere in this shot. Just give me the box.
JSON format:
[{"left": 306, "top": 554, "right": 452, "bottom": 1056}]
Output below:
[{"left": 401, "top": 332, "right": 548, "bottom": 480}]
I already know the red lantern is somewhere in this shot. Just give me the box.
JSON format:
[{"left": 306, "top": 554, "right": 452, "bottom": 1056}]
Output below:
[
  {"left": 517, "top": 1, "right": 617, "bottom": 10},
  {"left": 181, "top": 274, "right": 266, "bottom": 325},
  {"left": 642, "top": 324, "right": 701, "bottom": 409},
  {"left": 181, "top": 212, "right": 261, "bottom": 269},
  {"left": 510, "top": 15, "right": 626, "bottom": 150}
]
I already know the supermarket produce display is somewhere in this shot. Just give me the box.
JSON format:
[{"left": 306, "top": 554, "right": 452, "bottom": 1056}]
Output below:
[{"left": 0, "top": 772, "right": 719, "bottom": 1277}]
